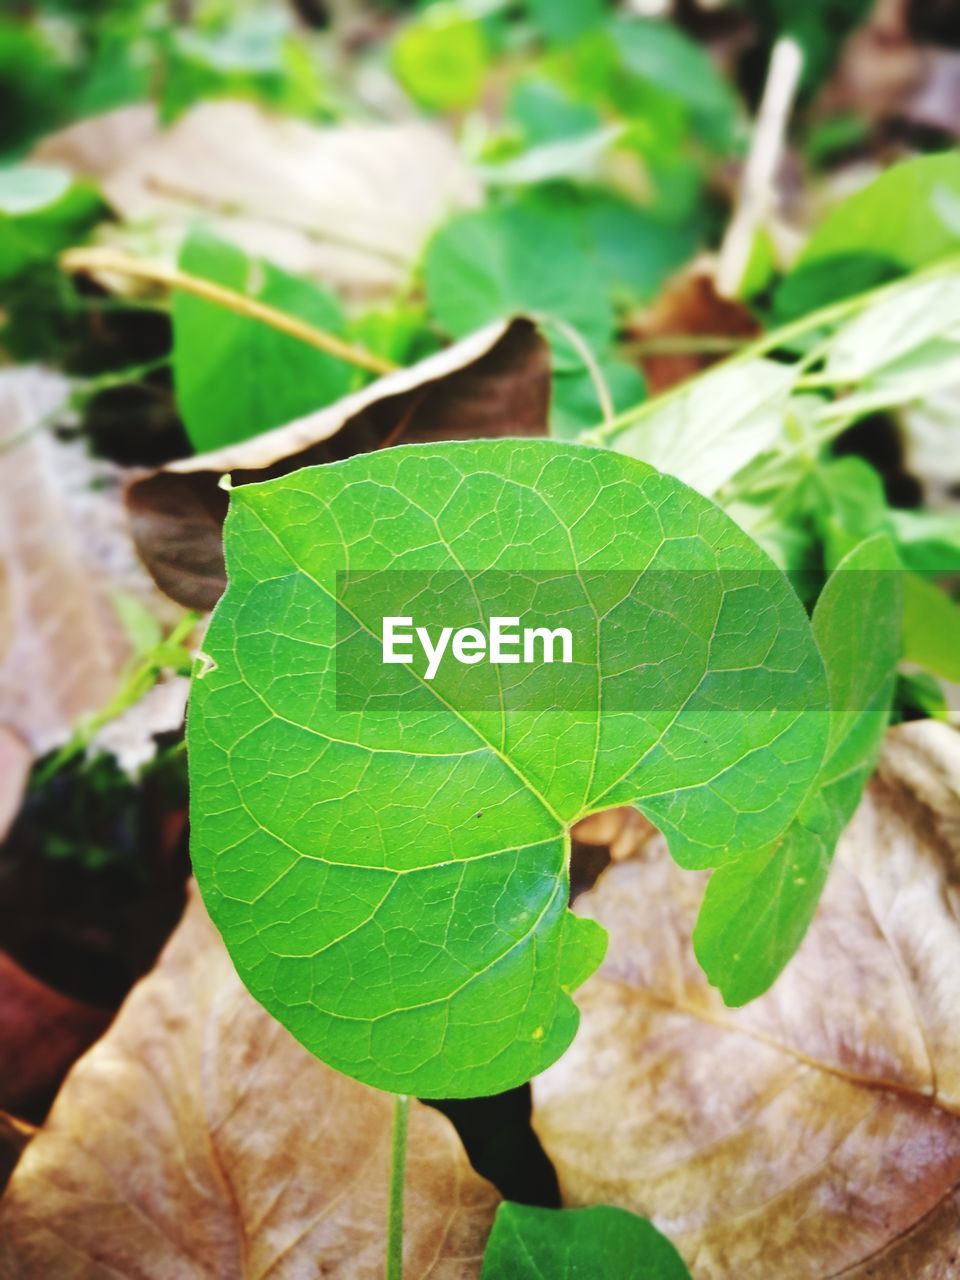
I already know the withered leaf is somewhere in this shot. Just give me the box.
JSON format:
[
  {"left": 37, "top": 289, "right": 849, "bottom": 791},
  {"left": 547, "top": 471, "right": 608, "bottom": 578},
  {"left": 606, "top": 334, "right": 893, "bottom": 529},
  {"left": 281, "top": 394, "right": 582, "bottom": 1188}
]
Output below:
[
  {"left": 533, "top": 722, "right": 960, "bottom": 1279},
  {"left": 49, "top": 100, "right": 479, "bottom": 305},
  {"left": 0, "top": 369, "right": 158, "bottom": 755},
  {"left": 0, "top": 951, "right": 108, "bottom": 1116},
  {"left": 0, "top": 1114, "right": 35, "bottom": 1198},
  {"left": 0, "top": 884, "right": 499, "bottom": 1280},
  {"left": 127, "top": 319, "right": 550, "bottom": 609},
  {"left": 0, "top": 727, "right": 30, "bottom": 842}
]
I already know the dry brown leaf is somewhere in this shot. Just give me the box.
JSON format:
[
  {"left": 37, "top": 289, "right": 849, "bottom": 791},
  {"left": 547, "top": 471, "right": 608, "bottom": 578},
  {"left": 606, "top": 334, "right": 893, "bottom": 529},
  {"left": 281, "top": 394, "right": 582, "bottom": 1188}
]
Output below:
[
  {"left": 32, "top": 105, "right": 159, "bottom": 183},
  {"left": 0, "top": 951, "right": 108, "bottom": 1116},
  {"left": 0, "top": 883, "right": 499, "bottom": 1280},
  {"left": 533, "top": 721, "right": 960, "bottom": 1279},
  {"left": 49, "top": 100, "right": 479, "bottom": 303},
  {"left": 628, "top": 271, "right": 760, "bottom": 396},
  {"left": 572, "top": 806, "right": 656, "bottom": 864},
  {"left": 0, "top": 727, "right": 30, "bottom": 843},
  {"left": 0, "top": 370, "right": 135, "bottom": 755},
  {"left": 816, "top": 0, "right": 958, "bottom": 136},
  {"left": 0, "top": 1114, "right": 36, "bottom": 1198},
  {"left": 127, "top": 319, "right": 550, "bottom": 609}
]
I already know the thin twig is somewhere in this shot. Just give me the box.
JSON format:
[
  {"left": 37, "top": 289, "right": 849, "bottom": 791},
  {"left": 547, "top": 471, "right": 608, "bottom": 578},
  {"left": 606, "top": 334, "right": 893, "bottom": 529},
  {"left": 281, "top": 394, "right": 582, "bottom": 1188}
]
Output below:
[
  {"left": 621, "top": 335, "right": 747, "bottom": 357},
  {"left": 60, "top": 246, "right": 398, "bottom": 376},
  {"left": 717, "top": 36, "right": 805, "bottom": 299}
]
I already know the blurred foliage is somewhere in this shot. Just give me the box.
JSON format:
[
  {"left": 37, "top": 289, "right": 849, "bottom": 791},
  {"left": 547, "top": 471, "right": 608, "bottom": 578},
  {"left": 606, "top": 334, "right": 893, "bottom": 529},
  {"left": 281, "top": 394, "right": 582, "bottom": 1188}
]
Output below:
[{"left": 1, "top": 0, "right": 959, "bottom": 772}]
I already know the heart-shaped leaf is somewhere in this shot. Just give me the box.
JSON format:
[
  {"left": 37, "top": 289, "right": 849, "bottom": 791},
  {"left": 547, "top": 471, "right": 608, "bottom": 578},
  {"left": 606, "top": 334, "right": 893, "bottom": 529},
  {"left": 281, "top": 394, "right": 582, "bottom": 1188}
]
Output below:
[
  {"left": 481, "top": 1202, "right": 691, "bottom": 1279},
  {"left": 188, "top": 440, "right": 829, "bottom": 1096}
]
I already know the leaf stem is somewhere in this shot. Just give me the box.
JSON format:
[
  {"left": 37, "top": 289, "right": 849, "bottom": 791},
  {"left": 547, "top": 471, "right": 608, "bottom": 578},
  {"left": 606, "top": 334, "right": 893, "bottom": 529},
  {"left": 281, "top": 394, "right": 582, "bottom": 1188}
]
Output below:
[
  {"left": 386, "top": 1093, "right": 410, "bottom": 1280},
  {"left": 59, "top": 246, "right": 398, "bottom": 377}
]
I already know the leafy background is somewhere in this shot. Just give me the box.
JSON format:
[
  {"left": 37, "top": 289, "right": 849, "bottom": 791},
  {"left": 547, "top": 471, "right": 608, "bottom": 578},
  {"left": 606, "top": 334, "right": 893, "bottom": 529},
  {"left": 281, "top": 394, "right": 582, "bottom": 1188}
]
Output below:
[{"left": 1, "top": 0, "right": 959, "bottom": 1276}]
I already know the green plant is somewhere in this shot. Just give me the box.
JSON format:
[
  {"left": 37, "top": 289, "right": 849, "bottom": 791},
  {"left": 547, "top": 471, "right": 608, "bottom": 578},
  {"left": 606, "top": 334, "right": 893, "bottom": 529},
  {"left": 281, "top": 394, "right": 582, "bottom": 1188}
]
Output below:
[{"left": 187, "top": 435, "right": 900, "bottom": 1272}]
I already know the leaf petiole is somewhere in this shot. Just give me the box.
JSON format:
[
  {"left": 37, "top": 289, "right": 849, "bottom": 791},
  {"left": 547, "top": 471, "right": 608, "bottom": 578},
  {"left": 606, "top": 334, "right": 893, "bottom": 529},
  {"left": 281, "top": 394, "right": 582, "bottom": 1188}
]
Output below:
[
  {"left": 59, "top": 246, "right": 397, "bottom": 377},
  {"left": 386, "top": 1093, "right": 410, "bottom": 1280}
]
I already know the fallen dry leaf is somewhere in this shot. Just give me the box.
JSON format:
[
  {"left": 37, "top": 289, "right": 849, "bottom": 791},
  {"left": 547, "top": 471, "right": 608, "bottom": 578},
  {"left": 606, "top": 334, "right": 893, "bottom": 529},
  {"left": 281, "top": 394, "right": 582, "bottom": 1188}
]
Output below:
[
  {"left": 0, "top": 728, "right": 30, "bottom": 842},
  {"left": 49, "top": 100, "right": 479, "bottom": 303},
  {"left": 0, "top": 883, "right": 499, "bottom": 1280},
  {"left": 0, "top": 1114, "right": 35, "bottom": 1198},
  {"left": 0, "top": 951, "right": 108, "bottom": 1117},
  {"left": 816, "top": 0, "right": 958, "bottom": 137},
  {"left": 0, "top": 369, "right": 137, "bottom": 755},
  {"left": 533, "top": 721, "right": 960, "bottom": 1279},
  {"left": 627, "top": 270, "right": 760, "bottom": 396},
  {"left": 32, "top": 104, "right": 159, "bottom": 183},
  {"left": 127, "top": 319, "right": 550, "bottom": 609}
]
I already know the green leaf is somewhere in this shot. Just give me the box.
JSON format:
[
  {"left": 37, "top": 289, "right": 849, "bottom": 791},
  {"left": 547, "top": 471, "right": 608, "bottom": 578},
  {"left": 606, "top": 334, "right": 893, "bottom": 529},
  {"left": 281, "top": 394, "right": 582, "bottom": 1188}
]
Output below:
[
  {"left": 525, "top": 0, "right": 608, "bottom": 45},
  {"left": 809, "top": 457, "right": 889, "bottom": 568},
  {"left": 551, "top": 359, "right": 645, "bottom": 440},
  {"left": 610, "top": 18, "right": 741, "bottom": 153},
  {"left": 889, "top": 509, "right": 960, "bottom": 575},
  {"left": 423, "top": 197, "right": 614, "bottom": 361},
  {"left": 509, "top": 79, "right": 601, "bottom": 146},
  {"left": 902, "top": 573, "right": 960, "bottom": 682},
  {"left": 604, "top": 359, "right": 796, "bottom": 496},
  {"left": 188, "top": 440, "right": 830, "bottom": 1096},
  {"left": 0, "top": 166, "right": 101, "bottom": 282},
  {"left": 745, "top": 0, "right": 873, "bottom": 93},
  {"left": 824, "top": 276, "right": 960, "bottom": 381},
  {"left": 173, "top": 228, "right": 353, "bottom": 453},
  {"left": 480, "top": 1203, "right": 691, "bottom": 1279},
  {"left": 777, "top": 153, "right": 960, "bottom": 317},
  {"left": 576, "top": 190, "right": 699, "bottom": 306},
  {"left": 694, "top": 535, "right": 902, "bottom": 1005},
  {"left": 392, "top": 6, "right": 489, "bottom": 113}
]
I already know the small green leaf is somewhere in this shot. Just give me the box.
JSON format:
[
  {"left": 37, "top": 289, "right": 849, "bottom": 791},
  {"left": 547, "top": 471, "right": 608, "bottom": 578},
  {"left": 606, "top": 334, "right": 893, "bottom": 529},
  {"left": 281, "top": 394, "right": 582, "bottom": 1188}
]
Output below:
[
  {"left": 481, "top": 1203, "right": 691, "bottom": 1279},
  {"left": 0, "top": 165, "right": 101, "bottom": 281},
  {"left": 188, "top": 440, "right": 829, "bottom": 1096},
  {"left": 695, "top": 534, "right": 902, "bottom": 1005},
  {"left": 903, "top": 573, "right": 960, "bottom": 682},
  {"left": 509, "top": 80, "right": 601, "bottom": 146},
  {"left": 525, "top": 0, "right": 608, "bottom": 45},
  {"left": 424, "top": 197, "right": 614, "bottom": 362},
  {"left": 777, "top": 153, "right": 960, "bottom": 317},
  {"left": 605, "top": 359, "right": 795, "bottom": 496},
  {"left": 551, "top": 358, "right": 645, "bottom": 440},
  {"left": 610, "top": 18, "right": 741, "bottom": 153},
  {"left": 890, "top": 509, "right": 960, "bottom": 575},
  {"left": 173, "top": 228, "right": 353, "bottom": 453},
  {"left": 392, "top": 6, "right": 489, "bottom": 113},
  {"left": 0, "top": 166, "right": 71, "bottom": 216}
]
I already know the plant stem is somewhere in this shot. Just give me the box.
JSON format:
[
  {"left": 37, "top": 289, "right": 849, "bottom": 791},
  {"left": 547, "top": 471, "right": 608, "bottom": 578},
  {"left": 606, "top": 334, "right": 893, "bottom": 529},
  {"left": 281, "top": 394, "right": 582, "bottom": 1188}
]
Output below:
[
  {"left": 581, "top": 253, "right": 960, "bottom": 446},
  {"left": 33, "top": 610, "right": 201, "bottom": 786},
  {"left": 60, "top": 246, "right": 398, "bottom": 376},
  {"left": 386, "top": 1094, "right": 410, "bottom": 1280}
]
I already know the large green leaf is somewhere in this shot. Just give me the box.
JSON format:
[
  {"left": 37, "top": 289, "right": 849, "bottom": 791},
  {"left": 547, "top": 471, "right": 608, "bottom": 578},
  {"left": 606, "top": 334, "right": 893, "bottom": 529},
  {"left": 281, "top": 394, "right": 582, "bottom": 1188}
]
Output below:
[
  {"left": 480, "top": 1203, "right": 691, "bottom": 1279},
  {"left": 173, "top": 228, "right": 353, "bottom": 453},
  {"left": 188, "top": 440, "right": 829, "bottom": 1096},
  {"left": 694, "top": 535, "right": 902, "bottom": 1004},
  {"left": 777, "top": 153, "right": 960, "bottom": 318}
]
